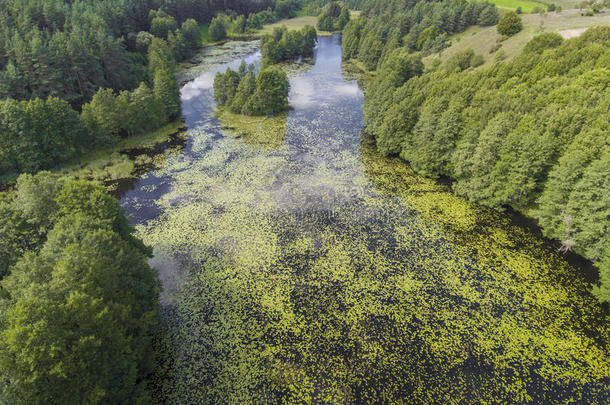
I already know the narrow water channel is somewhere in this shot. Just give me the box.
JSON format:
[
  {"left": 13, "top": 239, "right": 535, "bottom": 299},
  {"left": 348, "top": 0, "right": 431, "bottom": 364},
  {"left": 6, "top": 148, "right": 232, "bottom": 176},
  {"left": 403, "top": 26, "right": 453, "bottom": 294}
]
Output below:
[{"left": 120, "top": 35, "right": 609, "bottom": 403}]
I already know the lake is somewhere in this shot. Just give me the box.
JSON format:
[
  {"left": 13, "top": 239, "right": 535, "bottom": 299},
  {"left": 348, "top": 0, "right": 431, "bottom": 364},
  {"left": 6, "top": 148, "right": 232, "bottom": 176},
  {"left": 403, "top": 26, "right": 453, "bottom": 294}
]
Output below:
[{"left": 120, "top": 35, "right": 609, "bottom": 404}]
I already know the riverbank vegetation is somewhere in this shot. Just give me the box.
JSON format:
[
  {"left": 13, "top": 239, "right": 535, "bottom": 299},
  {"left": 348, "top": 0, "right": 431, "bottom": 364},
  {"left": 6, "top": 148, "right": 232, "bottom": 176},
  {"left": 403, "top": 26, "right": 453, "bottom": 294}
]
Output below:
[
  {"left": 351, "top": 15, "right": 610, "bottom": 301},
  {"left": 0, "top": 172, "right": 160, "bottom": 403}
]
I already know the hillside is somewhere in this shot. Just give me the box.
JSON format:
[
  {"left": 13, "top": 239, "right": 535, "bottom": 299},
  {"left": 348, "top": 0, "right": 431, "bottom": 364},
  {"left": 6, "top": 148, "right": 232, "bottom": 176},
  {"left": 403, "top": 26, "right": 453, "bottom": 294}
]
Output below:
[{"left": 424, "top": 9, "right": 610, "bottom": 68}]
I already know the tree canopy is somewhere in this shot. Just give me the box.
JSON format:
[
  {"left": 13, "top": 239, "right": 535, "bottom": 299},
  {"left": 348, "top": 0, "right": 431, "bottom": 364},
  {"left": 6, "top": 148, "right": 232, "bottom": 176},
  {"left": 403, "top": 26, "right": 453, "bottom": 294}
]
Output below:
[
  {"left": 214, "top": 62, "right": 290, "bottom": 116},
  {"left": 0, "top": 172, "right": 160, "bottom": 404}
]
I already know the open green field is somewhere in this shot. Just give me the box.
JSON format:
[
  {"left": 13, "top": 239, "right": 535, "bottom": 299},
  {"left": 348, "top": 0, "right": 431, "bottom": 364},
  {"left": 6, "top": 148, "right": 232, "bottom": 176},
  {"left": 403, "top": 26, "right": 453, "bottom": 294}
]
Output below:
[
  {"left": 424, "top": 9, "right": 610, "bottom": 68},
  {"left": 259, "top": 16, "right": 333, "bottom": 35},
  {"left": 259, "top": 10, "right": 360, "bottom": 35},
  {"left": 482, "top": 0, "right": 578, "bottom": 12},
  {"left": 487, "top": 0, "right": 548, "bottom": 13}
]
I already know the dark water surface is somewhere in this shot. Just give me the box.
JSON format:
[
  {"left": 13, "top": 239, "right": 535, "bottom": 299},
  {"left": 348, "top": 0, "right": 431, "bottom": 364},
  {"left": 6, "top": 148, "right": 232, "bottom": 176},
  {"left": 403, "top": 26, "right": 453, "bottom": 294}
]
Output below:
[{"left": 121, "top": 36, "right": 609, "bottom": 404}]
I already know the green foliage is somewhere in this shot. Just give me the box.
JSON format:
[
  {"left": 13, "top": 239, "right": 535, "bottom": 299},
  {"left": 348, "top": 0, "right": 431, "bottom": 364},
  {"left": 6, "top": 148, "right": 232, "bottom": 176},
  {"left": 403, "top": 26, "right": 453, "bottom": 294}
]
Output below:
[
  {"left": 209, "top": 17, "right": 228, "bottom": 41},
  {"left": 149, "top": 9, "right": 179, "bottom": 39},
  {"left": 0, "top": 173, "right": 159, "bottom": 404},
  {"left": 444, "top": 48, "right": 475, "bottom": 72},
  {"left": 250, "top": 66, "right": 290, "bottom": 115},
  {"left": 417, "top": 25, "right": 439, "bottom": 51},
  {"left": 342, "top": 0, "right": 498, "bottom": 71},
  {"left": 497, "top": 11, "right": 523, "bottom": 36},
  {"left": 154, "top": 69, "right": 182, "bottom": 120},
  {"left": 214, "top": 64, "right": 289, "bottom": 116},
  {"left": 147, "top": 38, "right": 177, "bottom": 81},
  {"left": 361, "top": 25, "right": 610, "bottom": 296},
  {"left": 0, "top": 97, "right": 89, "bottom": 174},
  {"left": 524, "top": 32, "right": 564, "bottom": 54},
  {"left": 317, "top": 2, "right": 350, "bottom": 31},
  {"left": 82, "top": 72, "right": 177, "bottom": 142},
  {"left": 260, "top": 25, "right": 317, "bottom": 67}
]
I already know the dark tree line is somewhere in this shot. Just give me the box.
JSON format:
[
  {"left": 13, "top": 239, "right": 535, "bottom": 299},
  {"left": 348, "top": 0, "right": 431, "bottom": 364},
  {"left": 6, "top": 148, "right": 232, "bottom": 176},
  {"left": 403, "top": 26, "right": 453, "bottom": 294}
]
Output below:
[
  {"left": 214, "top": 61, "right": 289, "bottom": 115},
  {"left": 0, "top": 172, "right": 160, "bottom": 404},
  {"left": 342, "top": 0, "right": 498, "bottom": 69},
  {"left": 356, "top": 26, "right": 610, "bottom": 301}
]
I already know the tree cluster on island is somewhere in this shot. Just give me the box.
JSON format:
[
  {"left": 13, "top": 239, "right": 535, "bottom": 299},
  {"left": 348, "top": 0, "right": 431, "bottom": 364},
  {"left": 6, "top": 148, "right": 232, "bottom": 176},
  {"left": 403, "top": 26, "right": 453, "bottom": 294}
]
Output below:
[
  {"left": 213, "top": 24, "right": 317, "bottom": 119},
  {"left": 214, "top": 61, "right": 290, "bottom": 116}
]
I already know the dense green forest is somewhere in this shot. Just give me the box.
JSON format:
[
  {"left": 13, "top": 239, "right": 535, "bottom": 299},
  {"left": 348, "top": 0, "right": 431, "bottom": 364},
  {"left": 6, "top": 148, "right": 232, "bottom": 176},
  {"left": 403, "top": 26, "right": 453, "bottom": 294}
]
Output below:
[
  {"left": 0, "top": 172, "right": 160, "bottom": 403},
  {"left": 0, "top": 0, "right": 276, "bottom": 105},
  {"left": 343, "top": 2, "right": 610, "bottom": 300}
]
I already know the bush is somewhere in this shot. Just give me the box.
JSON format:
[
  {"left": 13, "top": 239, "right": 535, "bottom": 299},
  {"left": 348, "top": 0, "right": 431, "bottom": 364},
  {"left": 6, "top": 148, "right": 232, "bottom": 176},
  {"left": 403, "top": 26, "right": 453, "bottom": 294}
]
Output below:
[
  {"left": 471, "top": 54, "right": 485, "bottom": 67},
  {"left": 445, "top": 49, "right": 475, "bottom": 72},
  {"left": 524, "top": 32, "right": 563, "bottom": 54},
  {"left": 497, "top": 11, "right": 522, "bottom": 36}
]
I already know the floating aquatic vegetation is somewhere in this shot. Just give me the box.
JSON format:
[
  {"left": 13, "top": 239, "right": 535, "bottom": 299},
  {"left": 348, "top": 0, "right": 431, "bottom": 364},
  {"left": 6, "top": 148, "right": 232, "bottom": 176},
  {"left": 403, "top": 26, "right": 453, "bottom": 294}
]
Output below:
[
  {"left": 216, "top": 109, "right": 288, "bottom": 150},
  {"left": 122, "top": 35, "right": 610, "bottom": 404}
]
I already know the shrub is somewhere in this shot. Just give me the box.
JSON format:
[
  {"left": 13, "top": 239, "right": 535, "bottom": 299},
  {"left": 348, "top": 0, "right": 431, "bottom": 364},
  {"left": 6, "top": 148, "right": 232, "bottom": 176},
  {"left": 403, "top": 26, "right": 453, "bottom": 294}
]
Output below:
[
  {"left": 471, "top": 54, "right": 485, "bottom": 67},
  {"left": 497, "top": 11, "right": 522, "bottom": 36},
  {"left": 524, "top": 32, "right": 563, "bottom": 54}
]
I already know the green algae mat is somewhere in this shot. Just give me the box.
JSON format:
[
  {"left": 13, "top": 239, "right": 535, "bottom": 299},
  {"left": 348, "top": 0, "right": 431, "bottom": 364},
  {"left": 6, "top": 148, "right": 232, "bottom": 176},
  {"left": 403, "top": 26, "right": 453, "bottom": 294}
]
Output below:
[{"left": 119, "top": 36, "right": 610, "bottom": 403}]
